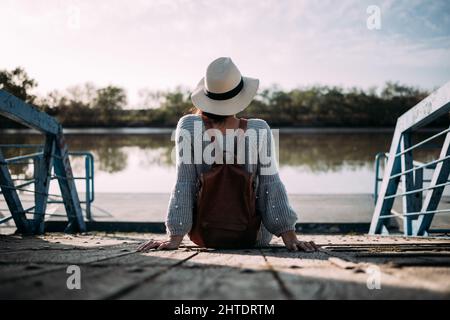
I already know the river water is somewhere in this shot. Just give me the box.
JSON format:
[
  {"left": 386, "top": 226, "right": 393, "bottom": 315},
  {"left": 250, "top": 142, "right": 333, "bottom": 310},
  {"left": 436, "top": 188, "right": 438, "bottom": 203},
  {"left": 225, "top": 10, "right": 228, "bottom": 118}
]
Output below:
[{"left": 0, "top": 128, "right": 440, "bottom": 195}]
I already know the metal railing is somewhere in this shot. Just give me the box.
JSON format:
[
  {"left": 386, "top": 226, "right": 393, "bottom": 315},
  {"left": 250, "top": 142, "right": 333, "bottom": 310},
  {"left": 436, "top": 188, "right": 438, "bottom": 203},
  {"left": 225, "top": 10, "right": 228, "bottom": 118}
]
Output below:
[
  {"left": 0, "top": 145, "right": 94, "bottom": 224},
  {"left": 374, "top": 152, "right": 449, "bottom": 204},
  {"left": 370, "top": 81, "right": 450, "bottom": 236},
  {"left": 0, "top": 147, "right": 94, "bottom": 227},
  {"left": 0, "top": 89, "right": 86, "bottom": 234}
]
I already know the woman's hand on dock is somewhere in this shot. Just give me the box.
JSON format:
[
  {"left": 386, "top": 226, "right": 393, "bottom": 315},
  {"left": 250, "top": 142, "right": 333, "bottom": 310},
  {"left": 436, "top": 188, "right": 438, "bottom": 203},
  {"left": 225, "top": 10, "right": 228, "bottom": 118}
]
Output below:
[
  {"left": 137, "top": 235, "right": 183, "bottom": 252},
  {"left": 281, "top": 231, "right": 319, "bottom": 252}
]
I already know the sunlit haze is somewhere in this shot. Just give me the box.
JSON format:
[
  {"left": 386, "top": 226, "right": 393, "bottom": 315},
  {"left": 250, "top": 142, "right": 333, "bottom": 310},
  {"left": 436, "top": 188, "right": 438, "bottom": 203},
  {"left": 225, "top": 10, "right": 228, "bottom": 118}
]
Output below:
[{"left": 1, "top": 0, "right": 449, "bottom": 107}]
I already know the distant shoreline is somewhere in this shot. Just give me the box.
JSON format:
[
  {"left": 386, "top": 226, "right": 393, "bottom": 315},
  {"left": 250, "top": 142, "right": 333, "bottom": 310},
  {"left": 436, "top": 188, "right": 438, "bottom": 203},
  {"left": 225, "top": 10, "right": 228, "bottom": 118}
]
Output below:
[
  {"left": 0, "top": 127, "right": 444, "bottom": 135},
  {"left": 0, "top": 127, "right": 398, "bottom": 135}
]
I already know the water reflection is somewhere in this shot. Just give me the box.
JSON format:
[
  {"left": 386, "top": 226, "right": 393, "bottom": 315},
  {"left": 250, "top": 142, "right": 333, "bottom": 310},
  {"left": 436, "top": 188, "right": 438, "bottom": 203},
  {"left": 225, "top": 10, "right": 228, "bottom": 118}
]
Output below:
[
  {"left": 0, "top": 130, "right": 442, "bottom": 194},
  {"left": 279, "top": 133, "right": 387, "bottom": 172}
]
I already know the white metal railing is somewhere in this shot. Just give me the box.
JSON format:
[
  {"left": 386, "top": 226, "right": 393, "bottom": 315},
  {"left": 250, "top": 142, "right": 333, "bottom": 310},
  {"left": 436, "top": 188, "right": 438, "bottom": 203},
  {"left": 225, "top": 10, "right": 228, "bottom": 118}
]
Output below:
[{"left": 370, "top": 81, "right": 450, "bottom": 236}]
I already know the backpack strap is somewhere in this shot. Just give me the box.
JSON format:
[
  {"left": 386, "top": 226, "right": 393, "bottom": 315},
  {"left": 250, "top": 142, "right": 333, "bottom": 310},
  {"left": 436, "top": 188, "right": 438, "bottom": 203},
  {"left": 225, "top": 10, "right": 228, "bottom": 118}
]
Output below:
[
  {"left": 201, "top": 115, "right": 214, "bottom": 130},
  {"left": 200, "top": 116, "right": 248, "bottom": 164},
  {"left": 230, "top": 118, "right": 248, "bottom": 160},
  {"left": 238, "top": 118, "right": 248, "bottom": 131}
]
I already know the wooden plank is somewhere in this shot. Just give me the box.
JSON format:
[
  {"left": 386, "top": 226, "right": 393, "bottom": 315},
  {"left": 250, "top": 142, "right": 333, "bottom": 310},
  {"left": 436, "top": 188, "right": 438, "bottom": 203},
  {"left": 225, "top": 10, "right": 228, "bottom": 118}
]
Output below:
[
  {"left": 328, "top": 257, "right": 361, "bottom": 269},
  {"left": 276, "top": 234, "right": 450, "bottom": 246},
  {"left": 92, "top": 248, "right": 198, "bottom": 267},
  {"left": 182, "top": 249, "right": 269, "bottom": 269},
  {"left": 0, "top": 149, "right": 30, "bottom": 233},
  {"left": 0, "top": 264, "right": 165, "bottom": 299},
  {"left": 270, "top": 264, "right": 449, "bottom": 299},
  {"left": 355, "top": 252, "right": 450, "bottom": 258},
  {"left": 263, "top": 249, "right": 450, "bottom": 299},
  {"left": 323, "top": 244, "right": 450, "bottom": 252},
  {"left": 261, "top": 249, "right": 361, "bottom": 299},
  {"left": 0, "top": 250, "right": 196, "bottom": 299},
  {"left": 0, "top": 264, "right": 63, "bottom": 283},
  {"left": 0, "top": 232, "right": 142, "bottom": 252},
  {"left": 386, "top": 266, "right": 450, "bottom": 293},
  {"left": 0, "top": 245, "right": 136, "bottom": 265},
  {"left": 0, "top": 89, "right": 60, "bottom": 135},
  {"left": 0, "top": 233, "right": 445, "bottom": 252},
  {"left": 120, "top": 250, "right": 285, "bottom": 300},
  {"left": 1, "top": 233, "right": 450, "bottom": 299},
  {"left": 0, "top": 233, "right": 148, "bottom": 284},
  {"left": 0, "top": 250, "right": 137, "bottom": 286},
  {"left": 265, "top": 235, "right": 450, "bottom": 298},
  {"left": 260, "top": 247, "right": 331, "bottom": 269},
  {"left": 417, "top": 129, "right": 450, "bottom": 235},
  {"left": 0, "top": 233, "right": 197, "bottom": 299},
  {"left": 123, "top": 266, "right": 285, "bottom": 300},
  {"left": 339, "top": 255, "right": 437, "bottom": 267}
]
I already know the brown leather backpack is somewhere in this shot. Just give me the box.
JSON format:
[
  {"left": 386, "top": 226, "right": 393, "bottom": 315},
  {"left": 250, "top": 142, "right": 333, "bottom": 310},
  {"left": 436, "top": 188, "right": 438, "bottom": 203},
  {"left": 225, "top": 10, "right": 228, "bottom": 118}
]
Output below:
[{"left": 188, "top": 116, "right": 261, "bottom": 249}]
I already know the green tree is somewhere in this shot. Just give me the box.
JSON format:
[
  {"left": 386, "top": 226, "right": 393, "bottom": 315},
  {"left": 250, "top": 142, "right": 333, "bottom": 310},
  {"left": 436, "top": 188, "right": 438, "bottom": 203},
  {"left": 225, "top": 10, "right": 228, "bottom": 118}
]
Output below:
[
  {"left": 94, "top": 86, "right": 127, "bottom": 111},
  {"left": 158, "top": 87, "right": 192, "bottom": 125},
  {"left": 93, "top": 86, "right": 127, "bottom": 124},
  {"left": 0, "top": 67, "right": 37, "bottom": 103}
]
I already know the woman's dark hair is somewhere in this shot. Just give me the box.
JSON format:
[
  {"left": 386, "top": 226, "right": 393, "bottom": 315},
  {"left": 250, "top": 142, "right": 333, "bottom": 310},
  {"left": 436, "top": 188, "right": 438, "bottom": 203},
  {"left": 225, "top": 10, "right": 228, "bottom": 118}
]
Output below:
[{"left": 190, "top": 107, "right": 230, "bottom": 123}]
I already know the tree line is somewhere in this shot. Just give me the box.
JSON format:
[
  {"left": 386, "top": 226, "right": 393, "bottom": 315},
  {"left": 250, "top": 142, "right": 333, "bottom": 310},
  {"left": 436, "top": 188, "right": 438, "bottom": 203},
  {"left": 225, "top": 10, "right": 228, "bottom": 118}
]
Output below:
[{"left": 1, "top": 67, "right": 444, "bottom": 128}]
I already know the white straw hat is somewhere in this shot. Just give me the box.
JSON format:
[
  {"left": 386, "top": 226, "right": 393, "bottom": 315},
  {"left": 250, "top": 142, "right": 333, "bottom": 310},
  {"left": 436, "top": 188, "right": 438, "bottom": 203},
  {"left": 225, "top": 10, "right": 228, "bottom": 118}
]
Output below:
[{"left": 191, "top": 57, "right": 259, "bottom": 116}]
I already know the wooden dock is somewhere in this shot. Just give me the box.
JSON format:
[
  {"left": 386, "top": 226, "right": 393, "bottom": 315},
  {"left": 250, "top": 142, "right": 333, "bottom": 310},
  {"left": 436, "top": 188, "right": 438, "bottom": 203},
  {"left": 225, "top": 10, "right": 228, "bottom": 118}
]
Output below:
[{"left": 1, "top": 233, "right": 450, "bottom": 299}]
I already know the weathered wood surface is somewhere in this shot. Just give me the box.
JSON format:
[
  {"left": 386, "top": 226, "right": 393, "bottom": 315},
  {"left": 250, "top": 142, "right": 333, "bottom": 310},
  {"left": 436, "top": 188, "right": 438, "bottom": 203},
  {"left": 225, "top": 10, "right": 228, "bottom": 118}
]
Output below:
[{"left": 0, "top": 233, "right": 450, "bottom": 299}]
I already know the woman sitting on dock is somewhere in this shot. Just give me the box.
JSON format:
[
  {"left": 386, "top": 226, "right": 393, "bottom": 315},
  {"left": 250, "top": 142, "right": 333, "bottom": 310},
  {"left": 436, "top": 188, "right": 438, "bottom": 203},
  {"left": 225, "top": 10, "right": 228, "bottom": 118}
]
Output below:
[{"left": 138, "top": 57, "right": 318, "bottom": 252}]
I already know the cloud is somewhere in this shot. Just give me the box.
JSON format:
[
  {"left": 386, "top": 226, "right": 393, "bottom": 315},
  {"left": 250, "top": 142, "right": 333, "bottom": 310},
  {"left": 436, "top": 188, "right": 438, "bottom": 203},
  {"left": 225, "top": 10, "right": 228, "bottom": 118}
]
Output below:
[{"left": 0, "top": 0, "right": 448, "bottom": 105}]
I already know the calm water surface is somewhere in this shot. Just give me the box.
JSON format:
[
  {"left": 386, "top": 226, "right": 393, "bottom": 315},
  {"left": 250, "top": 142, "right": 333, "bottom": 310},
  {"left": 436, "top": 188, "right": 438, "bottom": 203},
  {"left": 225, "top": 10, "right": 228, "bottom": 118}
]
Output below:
[{"left": 0, "top": 129, "right": 439, "bottom": 194}]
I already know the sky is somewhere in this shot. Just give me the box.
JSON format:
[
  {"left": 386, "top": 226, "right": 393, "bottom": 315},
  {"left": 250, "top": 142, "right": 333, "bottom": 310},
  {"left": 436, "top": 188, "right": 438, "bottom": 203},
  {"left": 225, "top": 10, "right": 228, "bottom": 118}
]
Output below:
[{"left": 1, "top": 0, "right": 449, "bottom": 107}]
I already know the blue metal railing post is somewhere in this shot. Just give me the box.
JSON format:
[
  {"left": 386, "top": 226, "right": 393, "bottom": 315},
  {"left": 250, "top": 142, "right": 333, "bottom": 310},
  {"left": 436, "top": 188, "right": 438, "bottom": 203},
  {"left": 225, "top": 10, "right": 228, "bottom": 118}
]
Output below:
[
  {"left": 0, "top": 146, "right": 95, "bottom": 227},
  {"left": 83, "top": 152, "right": 95, "bottom": 221},
  {"left": 85, "top": 155, "right": 91, "bottom": 220},
  {"left": 0, "top": 89, "right": 85, "bottom": 233}
]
